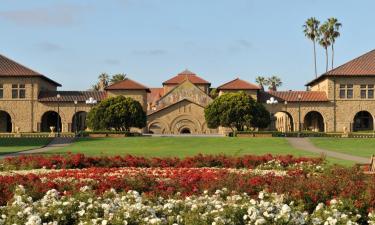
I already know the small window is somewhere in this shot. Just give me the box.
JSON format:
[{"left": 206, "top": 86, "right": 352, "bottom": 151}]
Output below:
[
  {"left": 369, "top": 90, "right": 374, "bottom": 99},
  {"left": 12, "top": 84, "right": 26, "bottom": 99},
  {"left": 361, "top": 89, "right": 367, "bottom": 99},
  {"left": 339, "top": 84, "right": 353, "bottom": 99},
  {"left": 347, "top": 89, "right": 353, "bottom": 99},
  {"left": 0, "top": 84, "right": 3, "bottom": 99}
]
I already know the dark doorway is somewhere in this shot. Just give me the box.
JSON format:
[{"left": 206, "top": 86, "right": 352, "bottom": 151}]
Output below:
[
  {"left": 180, "top": 128, "right": 191, "bottom": 134},
  {"left": 0, "top": 111, "right": 12, "bottom": 132},
  {"left": 41, "top": 111, "right": 62, "bottom": 132},
  {"left": 353, "top": 111, "right": 373, "bottom": 131},
  {"left": 303, "top": 111, "right": 324, "bottom": 132}
]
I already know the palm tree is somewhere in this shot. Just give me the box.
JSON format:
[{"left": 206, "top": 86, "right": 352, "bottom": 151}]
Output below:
[
  {"left": 255, "top": 76, "right": 268, "bottom": 91},
  {"left": 303, "top": 17, "right": 320, "bottom": 78},
  {"left": 327, "top": 18, "right": 342, "bottom": 70},
  {"left": 319, "top": 23, "right": 331, "bottom": 73},
  {"left": 110, "top": 73, "right": 127, "bottom": 84},
  {"left": 97, "top": 73, "right": 109, "bottom": 91},
  {"left": 267, "top": 76, "right": 282, "bottom": 91}
]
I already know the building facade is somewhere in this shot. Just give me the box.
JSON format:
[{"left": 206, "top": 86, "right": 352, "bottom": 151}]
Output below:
[{"left": 1, "top": 49, "right": 375, "bottom": 134}]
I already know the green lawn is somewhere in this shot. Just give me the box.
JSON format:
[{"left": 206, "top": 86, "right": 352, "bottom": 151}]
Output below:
[
  {"left": 0, "top": 138, "right": 52, "bottom": 155},
  {"left": 310, "top": 138, "right": 375, "bottom": 158},
  {"left": 53, "top": 137, "right": 316, "bottom": 158}
]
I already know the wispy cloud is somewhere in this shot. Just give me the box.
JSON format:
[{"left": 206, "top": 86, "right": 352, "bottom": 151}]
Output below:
[
  {"left": 0, "top": 3, "right": 92, "bottom": 27},
  {"left": 132, "top": 49, "right": 167, "bottom": 56},
  {"left": 37, "top": 42, "right": 63, "bottom": 52},
  {"left": 237, "top": 39, "right": 252, "bottom": 48},
  {"left": 104, "top": 59, "right": 121, "bottom": 65}
]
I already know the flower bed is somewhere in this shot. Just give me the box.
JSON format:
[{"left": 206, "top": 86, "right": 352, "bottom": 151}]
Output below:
[
  {"left": 0, "top": 153, "right": 323, "bottom": 171},
  {"left": 0, "top": 154, "right": 374, "bottom": 224},
  {"left": 1, "top": 186, "right": 374, "bottom": 225}
]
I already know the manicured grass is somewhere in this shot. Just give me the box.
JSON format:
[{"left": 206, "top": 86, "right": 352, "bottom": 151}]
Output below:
[
  {"left": 0, "top": 138, "right": 52, "bottom": 155},
  {"left": 54, "top": 137, "right": 317, "bottom": 158},
  {"left": 310, "top": 138, "right": 375, "bottom": 158}
]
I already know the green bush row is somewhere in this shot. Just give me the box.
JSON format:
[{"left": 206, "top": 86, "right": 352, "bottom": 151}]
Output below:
[
  {"left": 232, "top": 131, "right": 375, "bottom": 138},
  {"left": 77, "top": 131, "right": 142, "bottom": 137}
]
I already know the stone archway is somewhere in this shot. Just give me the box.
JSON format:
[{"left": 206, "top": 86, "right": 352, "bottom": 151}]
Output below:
[
  {"left": 274, "top": 111, "right": 294, "bottom": 132},
  {"left": 303, "top": 111, "right": 324, "bottom": 132},
  {"left": 148, "top": 121, "right": 167, "bottom": 134},
  {"left": 170, "top": 115, "right": 201, "bottom": 134},
  {"left": 41, "top": 111, "right": 62, "bottom": 133},
  {"left": 72, "top": 111, "right": 88, "bottom": 132},
  {"left": 353, "top": 111, "right": 373, "bottom": 132},
  {"left": 0, "top": 110, "right": 12, "bottom": 132}
]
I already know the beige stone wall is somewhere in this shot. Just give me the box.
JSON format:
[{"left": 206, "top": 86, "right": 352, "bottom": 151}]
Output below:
[
  {"left": 106, "top": 90, "right": 147, "bottom": 111},
  {"left": 147, "top": 100, "right": 217, "bottom": 134}
]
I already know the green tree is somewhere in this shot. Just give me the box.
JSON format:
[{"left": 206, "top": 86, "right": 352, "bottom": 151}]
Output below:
[
  {"left": 326, "top": 18, "right": 342, "bottom": 69},
  {"left": 319, "top": 23, "right": 331, "bottom": 73},
  {"left": 267, "top": 76, "right": 282, "bottom": 91},
  {"left": 303, "top": 17, "right": 320, "bottom": 78},
  {"left": 87, "top": 96, "right": 146, "bottom": 131},
  {"left": 249, "top": 101, "right": 271, "bottom": 129},
  {"left": 204, "top": 92, "right": 270, "bottom": 131},
  {"left": 209, "top": 88, "right": 218, "bottom": 99},
  {"left": 110, "top": 73, "right": 127, "bottom": 84},
  {"left": 255, "top": 76, "right": 268, "bottom": 91}
]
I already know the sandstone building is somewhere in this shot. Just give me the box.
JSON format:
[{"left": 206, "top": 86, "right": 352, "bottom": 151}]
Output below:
[{"left": 1, "top": 50, "right": 375, "bottom": 134}]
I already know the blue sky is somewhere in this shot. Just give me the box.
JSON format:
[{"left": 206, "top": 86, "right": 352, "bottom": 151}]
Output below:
[{"left": 1, "top": 0, "right": 374, "bottom": 90}]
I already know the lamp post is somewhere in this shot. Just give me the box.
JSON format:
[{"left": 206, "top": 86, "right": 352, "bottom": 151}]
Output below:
[
  {"left": 298, "top": 94, "right": 302, "bottom": 137},
  {"left": 74, "top": 100, "right": 78, "bottom": 136},
  {"left": 284, "top": 101, "right": 288, "bottom": 133},
  {"left": 56, "top": 94, "right": 61, "bottom": 137},
  {"left": 85, "top": 97, "right": 97, "bottom": 109},
  {"left": 266, "top": 97, "right": 278, "bottom": 131}
]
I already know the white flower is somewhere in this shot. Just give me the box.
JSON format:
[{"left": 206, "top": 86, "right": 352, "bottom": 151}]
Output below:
[{"left": 25, "top": 215, "right": 42, "bottom": 225}]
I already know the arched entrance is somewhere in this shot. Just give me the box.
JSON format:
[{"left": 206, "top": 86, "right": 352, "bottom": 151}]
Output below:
[
  {"left": 148, "top": 122, "right": 165, "bottom": 134},
  {"left": 41, "top": 111, "right": 62, "bottom": 132},
  {"left": 353, "top": 111, "right": 373, "bottom": 132},
  {"left": 274, "top": 111, "right": 294, "bottom": 132},
  {"left": 72, "top": 111, "right": 87, "bottom": 132},
  {"left": 180, "top": 128, "right": 191, "bottom": 134},
  {"left": 303, "top": 111, "right": 324, "bottom": 132},
  {"left": 0, "top": 111, "right": 12, "bottom": 132}
]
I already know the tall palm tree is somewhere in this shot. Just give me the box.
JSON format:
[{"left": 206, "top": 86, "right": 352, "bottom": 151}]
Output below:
[
  {"left": 97, "top": 73, "right": 109, "bottom": 91},
  {"left": 110, "top": 73, "right": 127, "bottom": 84},
  {"left": 255, "top": 76, "right": 268, "bottom": 91},
  {"left": 327, "top": 18, "right": 342, "bottom": 70},
  {"left": 303, "top": 17, "right": 320, "bottom": 78},
  {"left": 319, "top": 23, "right": 331, "bottom": 73},
  {"left": 267, "top": 76, "right": 282, "bottom": 91}
]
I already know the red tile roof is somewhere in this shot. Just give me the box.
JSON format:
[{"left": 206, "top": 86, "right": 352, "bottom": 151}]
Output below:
[
  {"left": 259, "top": 91, "right": 328, "bottom": 102},
  {"left": 147, "top": 88, "right": 164, "bottom": 104},
  {"left": 38, "top": 91, "right": 106, "bottom": 102},
  {"left": 217, "top": 78, "right": 260, "bottom": 90},
  {"left": 163, "top": 69, "right": 211, "bottom": 85},
  {"left": 105, "top": 78, "right": 150, "bottom": 92},
  {"left": 306, "top": 49, "right": 375, "bottom": 86},
  {"left": 0, "top": 54, "right": 61, "bottom": 86}
]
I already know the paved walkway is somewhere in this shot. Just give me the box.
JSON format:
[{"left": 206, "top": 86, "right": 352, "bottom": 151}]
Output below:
[
  {"left": 0, "top": 137, "right": 75, "bottom": 159},
  {"left": 287, "top": 137, "right": 369, "bottom": 164}
]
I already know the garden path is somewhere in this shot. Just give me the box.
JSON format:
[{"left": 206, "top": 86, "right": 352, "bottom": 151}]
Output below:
[
  {"left": 287, "top": 137, "right": 369, "bottom": 163},
  {"left": 0, "top": 137, "right": 75, "bottom": 159}
]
